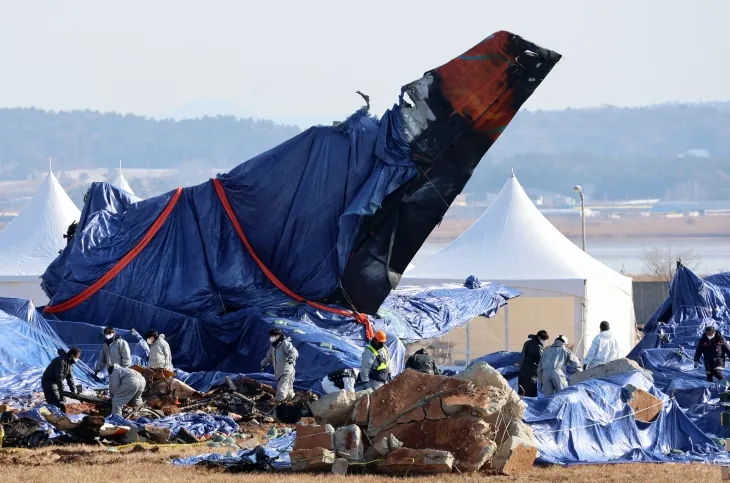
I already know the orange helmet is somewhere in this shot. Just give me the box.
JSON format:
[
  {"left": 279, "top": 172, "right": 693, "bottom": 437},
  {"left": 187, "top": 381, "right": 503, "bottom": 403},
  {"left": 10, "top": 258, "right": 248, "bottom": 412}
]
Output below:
[{"left": 374, "top": 331, "right": 387, "bottom": 343}]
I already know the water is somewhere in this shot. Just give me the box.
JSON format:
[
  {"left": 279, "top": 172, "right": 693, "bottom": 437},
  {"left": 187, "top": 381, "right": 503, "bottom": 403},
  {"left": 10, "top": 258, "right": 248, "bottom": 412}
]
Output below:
[{"left": 413, "top": 237, "right": 730, "bottom": 276}]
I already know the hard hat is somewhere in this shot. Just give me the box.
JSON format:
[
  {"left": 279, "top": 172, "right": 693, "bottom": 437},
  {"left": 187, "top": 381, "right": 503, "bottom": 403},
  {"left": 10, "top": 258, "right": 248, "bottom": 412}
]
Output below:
[{"left": 374, "top": 331, "right": 387, "bottom": 343}]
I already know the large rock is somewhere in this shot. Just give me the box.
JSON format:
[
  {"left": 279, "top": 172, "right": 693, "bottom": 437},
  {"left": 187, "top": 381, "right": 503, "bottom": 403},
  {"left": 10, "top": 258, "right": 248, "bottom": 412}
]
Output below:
[
  {"left": 378, "top": 416, "right": 496, "bottom": 472},
  {"left": 334, "top": 424, "right": 363, "bottom": 460},
  {"left": 351, "top": 391, "right": 371, "bottom": 426},
  {"left": 459, "top": 362, "right": 525, "bottom": 419},
  {"left": 378, "top": 448, "right": 455, "bottom": 474},
  {"left": 332, "top": 458, "right": 349, "bottom": 475},
  {"left": 367, "top": 370, "right": 471, "bottom": 436},
  {"left": 440, "top": 385, "right": 509, "bottom": 421},
  {"left": 373, "top": 434, "right": 404, "bottom": 456},
  {"left": 622, "top": 384, "right": 662, "bottom": 423},
  {"left": 293, "top": 423, "right": 334, "bottom": 451},
  {"left": 570, "top": 358, "right": 652, "bottom": 385},
  {"left": 309, "top": 390, "right": 357, "bottom": 427},
  {"left": 490, "top": 419, "right": 537, "bottom": 475},
  {"left": 290, "top": 448, "right": 336, "bottom": 472}
]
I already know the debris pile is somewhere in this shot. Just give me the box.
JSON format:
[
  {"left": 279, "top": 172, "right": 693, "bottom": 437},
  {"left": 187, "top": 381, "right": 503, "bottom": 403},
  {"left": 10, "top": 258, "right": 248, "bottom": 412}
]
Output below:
[
  {"left": 570, "top": 358, "right": 653, "bottom": 385},
  {"left": 290, "top": 364, "right": 537, "bottom": 475}
]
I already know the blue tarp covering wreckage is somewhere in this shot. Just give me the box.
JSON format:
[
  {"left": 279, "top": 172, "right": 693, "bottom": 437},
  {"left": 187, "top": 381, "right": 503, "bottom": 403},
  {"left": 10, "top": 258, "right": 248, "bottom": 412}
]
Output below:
[{"left": 36, "top": 30, "right": 561, "bottom": 389}]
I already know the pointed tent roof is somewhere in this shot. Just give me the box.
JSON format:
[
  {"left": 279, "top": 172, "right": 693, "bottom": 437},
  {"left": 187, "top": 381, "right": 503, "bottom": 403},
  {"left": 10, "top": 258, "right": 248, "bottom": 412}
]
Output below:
[
  {"left": 405, "top": 174, "right": 628, "bottom": 296},
  {"left": 110, "top": 161, "right": 135, "bottom": 195},
  {"left": 0, "top": 170, "right": 80, "bottom": 277}
]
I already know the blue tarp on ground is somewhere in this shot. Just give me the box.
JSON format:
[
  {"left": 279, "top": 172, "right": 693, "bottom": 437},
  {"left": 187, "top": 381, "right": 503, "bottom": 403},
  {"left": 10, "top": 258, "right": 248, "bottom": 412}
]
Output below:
[
  {"left": 0, "top": 298, "right": 102, "bottom": 396},
  {"left": 626, "top": 265, "right": 730, "bottom": 437},
  {"left": 106, "top": 412, "right": 239, "bottom": 439},
  {"left": 525, "top": 371, "right": 726, "bottom": 465}
]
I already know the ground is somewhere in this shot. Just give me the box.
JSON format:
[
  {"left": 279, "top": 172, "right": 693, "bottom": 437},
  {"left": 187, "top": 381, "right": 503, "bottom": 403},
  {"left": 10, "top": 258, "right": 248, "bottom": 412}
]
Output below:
[{"left": 0, "top": 445, "right": 720, "bottom": 482}]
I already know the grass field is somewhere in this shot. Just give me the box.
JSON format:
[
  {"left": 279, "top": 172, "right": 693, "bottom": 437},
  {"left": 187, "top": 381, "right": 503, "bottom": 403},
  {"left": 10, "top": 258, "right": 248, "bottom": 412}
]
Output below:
[{"left": 0, "top": 444, "right": 721, "bottom": 482}]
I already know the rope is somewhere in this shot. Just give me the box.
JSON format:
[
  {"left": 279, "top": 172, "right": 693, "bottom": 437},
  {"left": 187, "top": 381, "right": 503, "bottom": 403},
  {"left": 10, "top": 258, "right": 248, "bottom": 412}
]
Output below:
[
  {"left": 534, "top": 396, "right": 672, "bottom": 435},
  {"left": 212, "top": 178, "right": 374, "bottom": 340},
  {"left": 45, "top": 188, "right": 184, "bottom": 314}
]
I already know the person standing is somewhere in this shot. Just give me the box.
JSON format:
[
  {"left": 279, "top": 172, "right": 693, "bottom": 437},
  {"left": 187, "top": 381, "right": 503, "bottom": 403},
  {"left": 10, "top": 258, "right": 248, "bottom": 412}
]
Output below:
[
  {"left": 144, "top": 329, "right": 173, "bottom": 371},
  {"left": 583, "top": 321, "right": 622, "bottom": 369},
  {"left": 95, "top": 326, "right": 131, "bottom": 377},
  {"left": 538, "top": 335, "right": 582, "bottom": 396},
  {"left": 261, "top": 328, "right": 299, "bottom": 402},
  {"left": 360, "top": 331, "right": 391, "bottom": 390},
  {"left": 41, "top": 348, "right": 81, "bottom": 413},
  {"left": 694, "top": 325, "right": 730, "bottom": 382},
  {"left": 517, "top": 330, "right": 549, "bottom": 397}
]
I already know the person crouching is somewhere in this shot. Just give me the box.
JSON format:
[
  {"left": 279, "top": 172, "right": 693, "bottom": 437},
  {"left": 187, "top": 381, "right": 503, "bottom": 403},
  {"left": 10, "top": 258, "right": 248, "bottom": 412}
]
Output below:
[{"left": 109, "top": 364, "right": 146, "bottom": 416}]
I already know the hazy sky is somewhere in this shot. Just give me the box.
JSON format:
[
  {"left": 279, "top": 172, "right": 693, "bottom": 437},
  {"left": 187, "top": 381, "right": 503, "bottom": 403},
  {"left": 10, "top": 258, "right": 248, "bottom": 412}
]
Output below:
[{"left": 1, "top": 0, "right": 728, "bottom": 125}]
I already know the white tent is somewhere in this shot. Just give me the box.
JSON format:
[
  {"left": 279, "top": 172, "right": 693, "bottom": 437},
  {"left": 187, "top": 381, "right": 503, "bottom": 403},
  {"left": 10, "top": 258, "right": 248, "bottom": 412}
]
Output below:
[
  {"left": 110, "top": 161, "right": 135, "bottom": 195},
  {"left": 0, "top": 170, "right": 80, "bottom": 304},
  {"left": 404, "top": 174, "right": 635, "bottom": 358}
]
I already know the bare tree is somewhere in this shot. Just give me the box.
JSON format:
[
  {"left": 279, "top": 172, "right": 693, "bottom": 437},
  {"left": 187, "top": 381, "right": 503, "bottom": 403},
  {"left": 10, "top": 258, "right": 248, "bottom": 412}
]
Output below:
[{"left": 640, "top": 245, "right": 703, "bottom": 280}]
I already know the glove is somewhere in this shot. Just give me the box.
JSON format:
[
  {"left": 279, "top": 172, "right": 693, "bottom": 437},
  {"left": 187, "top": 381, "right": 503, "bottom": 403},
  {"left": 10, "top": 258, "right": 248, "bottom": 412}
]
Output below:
[
  {"left": 260, "top": 366, "right": 266, "bottom": 372},
  {"left": 131, "top": 328, "right": 137, "bottom": 335},
  {"left": 95, "top": 371, "right": 101, "bottom": 378}
]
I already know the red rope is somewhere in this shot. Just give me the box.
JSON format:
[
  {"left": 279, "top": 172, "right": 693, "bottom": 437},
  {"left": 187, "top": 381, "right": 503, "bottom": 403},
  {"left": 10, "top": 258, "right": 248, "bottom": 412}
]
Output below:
[
  {"left": 45, "top": 188, "right": 184, "bottom": 314},
  {"left": 212, "top": 178, "right": 373, "bottom": 340}
]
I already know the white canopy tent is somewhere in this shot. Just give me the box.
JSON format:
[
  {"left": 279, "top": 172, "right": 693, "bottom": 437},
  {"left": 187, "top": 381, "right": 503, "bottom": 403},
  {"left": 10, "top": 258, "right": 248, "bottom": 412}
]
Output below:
[
  {"left": 110, "top": 161, "right": 135, "bottom": 195},
  {"left": 404, "top": 174, "right": 635, "bottom": 358},
  {"left": 0, "top": 170, "right": 80, "bottom": 304}
]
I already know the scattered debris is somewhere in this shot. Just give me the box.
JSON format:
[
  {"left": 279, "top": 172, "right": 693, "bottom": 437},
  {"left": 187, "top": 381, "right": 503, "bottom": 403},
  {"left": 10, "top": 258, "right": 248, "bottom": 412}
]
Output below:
[
  {"left": 570, "top": 358, "right": 652, "bottom": 385},
  {"left": 290, "top": 447, "right": 336, "bottom": 472},
  {"left": 622, "top": 384, "right": 662, "bottom": 423}
]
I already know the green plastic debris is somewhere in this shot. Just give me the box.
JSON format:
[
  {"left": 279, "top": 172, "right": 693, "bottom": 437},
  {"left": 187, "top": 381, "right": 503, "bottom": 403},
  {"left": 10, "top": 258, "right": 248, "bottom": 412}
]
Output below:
[
  {"left": 292, "top": 329, "right": 306, "bottom": 335},
  {"left": 319, "top": 342, "right": 334, "bottom": 350},
  {"left": 212, "top": 433, "right": 225, "bottom": 442},
  {"left": 274, "top": 319, "right": 288, "bottom": 326},
  {"left": 669, "top": 449, "right": 684, "bottom": 455}
]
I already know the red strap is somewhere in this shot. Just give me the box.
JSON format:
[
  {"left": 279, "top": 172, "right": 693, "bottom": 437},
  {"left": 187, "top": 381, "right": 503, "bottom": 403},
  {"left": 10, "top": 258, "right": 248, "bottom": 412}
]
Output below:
[
  {"left": 212, "top": 178, "right": 373, "bottom": 340},
  {"left": 45, "top": 188, "right": 184, "bottom": 314}
]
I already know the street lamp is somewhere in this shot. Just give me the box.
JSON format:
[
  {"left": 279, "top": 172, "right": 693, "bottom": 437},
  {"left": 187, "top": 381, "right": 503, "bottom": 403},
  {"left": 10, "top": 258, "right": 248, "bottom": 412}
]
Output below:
[{"left": 573, "top": 185, "right": 586, "bottom": 252}]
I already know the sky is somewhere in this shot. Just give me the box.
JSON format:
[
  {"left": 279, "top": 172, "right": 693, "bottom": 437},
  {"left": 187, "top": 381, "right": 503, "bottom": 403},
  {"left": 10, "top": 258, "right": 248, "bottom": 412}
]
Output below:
[{"left": 1, "top": 0, "right": 729, "bottom": 127}]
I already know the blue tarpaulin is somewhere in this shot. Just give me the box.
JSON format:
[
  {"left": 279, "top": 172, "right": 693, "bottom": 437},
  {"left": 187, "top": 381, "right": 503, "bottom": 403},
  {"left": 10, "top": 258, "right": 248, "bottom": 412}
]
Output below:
[
  {"left": 0, "top": 298, "right": 102, "bottom": 396},
  {"left": 106, "top": 412, "right": 238, "bottom": 439},
  {"left": 525, "top": 371, "right": 726, "bottom": 465}
]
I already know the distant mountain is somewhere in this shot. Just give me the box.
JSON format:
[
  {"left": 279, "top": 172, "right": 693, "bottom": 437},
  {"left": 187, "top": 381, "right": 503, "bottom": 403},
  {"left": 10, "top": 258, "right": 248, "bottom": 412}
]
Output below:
[
  {"left": 489, "top": 102, "right": 730, "bottom": 159},
  {"left": 0, "top": 108, "right": 300, "bottom": 179},
  {"left": 160, "top": 100, "right": 256, "bottom": 121}
]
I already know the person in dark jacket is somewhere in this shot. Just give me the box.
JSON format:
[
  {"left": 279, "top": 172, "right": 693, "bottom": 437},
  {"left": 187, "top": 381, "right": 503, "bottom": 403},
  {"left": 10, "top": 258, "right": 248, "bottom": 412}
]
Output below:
[
  {"left": 405, "top": 348, "right": 440, "bottom": 375},
  {"left": 517, "top": 330, "right": 549, "bottom": 397},
  {"left": 41, "top": 348, "right": 81, "bottom": 413},
  {"left": 694, "top": 325, "right": 730, "bottom": 382}
]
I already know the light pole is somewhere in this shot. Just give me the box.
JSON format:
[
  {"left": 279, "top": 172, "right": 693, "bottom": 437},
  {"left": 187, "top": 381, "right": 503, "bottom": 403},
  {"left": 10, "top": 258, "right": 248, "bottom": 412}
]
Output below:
[{"left": 573, "top": 185, "right": 586, "bottom": 252}]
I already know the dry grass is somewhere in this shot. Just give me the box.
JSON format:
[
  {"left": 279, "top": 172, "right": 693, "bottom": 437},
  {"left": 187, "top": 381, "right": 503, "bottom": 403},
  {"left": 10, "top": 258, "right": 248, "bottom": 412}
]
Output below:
[{"left": 0, "top": 445, "right": 721, "bottom": 483}]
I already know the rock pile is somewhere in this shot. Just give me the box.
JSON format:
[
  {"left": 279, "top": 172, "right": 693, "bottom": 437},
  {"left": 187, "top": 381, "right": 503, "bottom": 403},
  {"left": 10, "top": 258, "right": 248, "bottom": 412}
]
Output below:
[{"left": 290, "top": 363, "right": 538, "bottom": 475}]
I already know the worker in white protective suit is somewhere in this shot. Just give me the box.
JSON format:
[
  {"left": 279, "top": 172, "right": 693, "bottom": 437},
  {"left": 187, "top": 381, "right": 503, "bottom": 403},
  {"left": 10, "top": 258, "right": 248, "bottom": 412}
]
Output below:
[
  {"left": 144, "top": 329, "right": 174, "bottom": 371},
  {"left": 108, "top": 364, "right": 146, "bottom": 416},
  {"left": 261, "top": 328, "right": 299, "bottom": 402},
  {"left": 95, "top": 326, "right": 131, "bottom": 377},
  {"left": 538, "top": 335, "right": 582, "bottom": 396},
  {"left": 583, "top": 321, "right": 622, "bottom": 370}
]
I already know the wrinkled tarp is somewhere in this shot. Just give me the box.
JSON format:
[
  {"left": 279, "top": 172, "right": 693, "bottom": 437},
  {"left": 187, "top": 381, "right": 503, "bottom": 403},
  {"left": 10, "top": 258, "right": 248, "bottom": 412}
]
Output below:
[
  {"left": 377, "top": 284, "right": 520, "bottom": 343},
  {"left": 0, "top": 298, "right": 102, "bottom": 396},
  {"left": 172, "top": 432, "right": 295, "bottom": 470},
  {"left": 106, "top": 412, "right": 238, "bottom": 439},
  {"left": 174, "top": 369, "right": 326, "bottom": 395},
  {"left": 469, "top": 350, "right": 520, "bottom": 380},
  {"left": 525, "top": 371, "right": 727, "bottom": 465},
  {"left": 627, "top": 265, "right": 730, "bottom": 437}
]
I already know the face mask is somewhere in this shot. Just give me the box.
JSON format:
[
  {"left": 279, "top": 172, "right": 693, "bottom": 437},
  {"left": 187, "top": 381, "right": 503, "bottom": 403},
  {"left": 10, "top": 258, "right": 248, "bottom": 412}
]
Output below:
[
  {"left": 147, "top": 338, "right": 154, "bottom": 345},
  {"left": 69, "top": 357, "right": 78, "bottom": 364},
  {"left": 105, "top": 334, "right": 114, "bottom": 340},
  {"left": 269, "top": 336, "right": 278, "bottom": 343}
]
